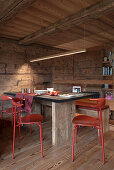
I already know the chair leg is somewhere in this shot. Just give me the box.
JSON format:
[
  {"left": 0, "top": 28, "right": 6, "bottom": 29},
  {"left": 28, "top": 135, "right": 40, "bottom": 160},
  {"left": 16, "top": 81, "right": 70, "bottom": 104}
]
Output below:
[
  {"left": 101, "top": 128, "right": 105, "bottom": 164},
  {"left": 75, "top": 126, "right": 78, "bottom": 143},
  {"left": 39, "top": 124, "right": 43, "bottom": 158},
  {"left": 98, "top": 129, "right": 101, "bottom": 146},
  {"left": 16, "top": 113, "right": 18, "bottom": 122},
  {"left": 1, "top": 102, "right": 3, "bottom": 120},
  {"left": 30, "top": 124, "right": 32, "bottom": 134},
  {"left": 1, "top": 111, "right": 3, "bottom": 120},
  {"left": 19, "top": 125, "right": 21, "bottom": 143},
  {"left": 99, "top": 108, "right": 105, "bottom": 164},
  {"left": 11, "top": 113, "right": 13, "bottom": 127},
  {"left": 12, "top": 112, "right": 16, "bottom": 159},
  {"left": 72, "top": 126, "right": 75, "bottom": 162}
]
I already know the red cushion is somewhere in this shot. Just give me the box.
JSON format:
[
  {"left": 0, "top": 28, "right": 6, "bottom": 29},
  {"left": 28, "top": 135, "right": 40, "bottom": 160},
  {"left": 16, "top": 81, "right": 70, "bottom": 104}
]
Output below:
[
  {"left": 20, "top": 114, "right": 43, "bottom": 123},
  {"left": 72, "top": 114, "right": 99, "bottom": 126}
]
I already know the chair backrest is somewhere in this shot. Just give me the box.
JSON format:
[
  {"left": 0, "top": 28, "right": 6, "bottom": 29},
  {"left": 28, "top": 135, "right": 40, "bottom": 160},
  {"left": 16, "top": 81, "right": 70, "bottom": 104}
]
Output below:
[
  {"left": 12, "top": 98, "right": 23, "bottom": 107},
  {"left": 1, "top": 95, "right": 12, "bottom": 101},
  {"left": 89, "top": 98, "right": 105, "bottom": 108},
  {"left": 12, "top": 98, "right": 24, "bottom": 121}
]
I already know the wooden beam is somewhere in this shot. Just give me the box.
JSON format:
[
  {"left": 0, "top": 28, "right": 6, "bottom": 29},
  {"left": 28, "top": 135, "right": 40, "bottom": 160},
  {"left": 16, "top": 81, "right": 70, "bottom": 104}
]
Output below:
[
  {"left": 0, "top": 0, "right": 37, "bottom": 27},
  {"left": 19, "top": 0, "right": 114, "bottom": 45}
]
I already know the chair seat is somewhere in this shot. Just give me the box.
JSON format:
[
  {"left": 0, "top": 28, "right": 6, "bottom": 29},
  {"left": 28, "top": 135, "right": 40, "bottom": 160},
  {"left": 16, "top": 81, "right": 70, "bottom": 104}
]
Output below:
[
  {"left": 19, "top": 114, "right": 43, "bottom": 123},
  {"left": 72, "top": 114, "right": 99, "bottom": 126}
]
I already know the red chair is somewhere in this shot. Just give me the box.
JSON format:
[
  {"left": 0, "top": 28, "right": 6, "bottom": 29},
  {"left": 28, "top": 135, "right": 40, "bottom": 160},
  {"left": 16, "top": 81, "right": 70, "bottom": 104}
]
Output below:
[
  {"left": 72, "top": 98, "right": 105, "bottom": 164},
  {"left": 12, "top": 98, "right": 44, "bottom": 159},
  {"left": 1, "top": 95, "right": 13, "bottom": 125},
  {"left": 1, "top": 95, "right": 24, "bottom": 127}
]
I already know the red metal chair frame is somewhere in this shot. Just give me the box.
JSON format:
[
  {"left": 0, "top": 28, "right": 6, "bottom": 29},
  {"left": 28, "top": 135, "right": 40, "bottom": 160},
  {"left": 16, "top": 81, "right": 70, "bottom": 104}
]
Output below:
[
  {"left": 12, "top": 98, "right": 43, "bottom": 159},
  {"left": 72, "top": 98, "right": 105, "bottom": 164},
  {"left": 1, "top": 95, "right": 13, "bottom": 125}
]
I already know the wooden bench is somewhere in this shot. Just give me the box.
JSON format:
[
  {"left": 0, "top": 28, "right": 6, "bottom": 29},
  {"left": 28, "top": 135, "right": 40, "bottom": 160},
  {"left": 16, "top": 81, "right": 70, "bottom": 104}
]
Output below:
[{"left": 76, "top": 98, "right": 111, "bottom": 133}]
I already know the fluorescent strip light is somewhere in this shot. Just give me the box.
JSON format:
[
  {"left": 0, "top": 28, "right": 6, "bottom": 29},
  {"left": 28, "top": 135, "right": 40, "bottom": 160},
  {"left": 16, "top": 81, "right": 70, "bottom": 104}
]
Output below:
[{"left": 30, "top": 49, "right": 86, "bottom": 62}]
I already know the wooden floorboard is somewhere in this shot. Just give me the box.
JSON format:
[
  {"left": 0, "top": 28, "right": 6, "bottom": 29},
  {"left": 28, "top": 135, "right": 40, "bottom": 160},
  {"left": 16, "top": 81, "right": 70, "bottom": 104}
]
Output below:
[{"left": 0, "top": 119, "right": 114, "bottom": 170}]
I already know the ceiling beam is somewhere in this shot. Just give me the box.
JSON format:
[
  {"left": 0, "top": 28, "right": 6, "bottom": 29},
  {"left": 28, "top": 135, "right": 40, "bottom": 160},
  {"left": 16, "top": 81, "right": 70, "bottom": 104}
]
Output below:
[
  {"left": 19, "top": 0, "right": 114, "bottom": 45},
  {"left": 0, "top": 0, "right": 37, "bottom": 27}
]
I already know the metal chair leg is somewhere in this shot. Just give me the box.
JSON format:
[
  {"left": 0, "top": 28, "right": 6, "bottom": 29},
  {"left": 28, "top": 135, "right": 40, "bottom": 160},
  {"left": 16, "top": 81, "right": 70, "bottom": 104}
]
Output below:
[
  {"left": 72, "top": 126, "right": 75, "bottom": 162},
  {"left": 75, "top": 126, "right": 78, "bottom": 143},
  {"left": 98, "top": 129, "right": 102, "bottom": 146},
  {"left": 12, "top": 111, "right": 16, "bottom": 159},
  {"left": 30, "top": 124, "right": 32, "bottom": 134},
  {"left": 40, "top": 124, "right": 43, "bottom": 158},
  {"left": 19, "top": 125, "right": 21, "bottom": 143}
]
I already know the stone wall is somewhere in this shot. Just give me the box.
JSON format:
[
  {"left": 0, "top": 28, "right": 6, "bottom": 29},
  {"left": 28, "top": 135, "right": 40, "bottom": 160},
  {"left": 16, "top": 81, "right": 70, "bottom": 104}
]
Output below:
[
  {"left": 0, "top": 38, "right": 103, "bottom": 96},
  {"left": 0, "top": 38, "right": 63, "bottom": 95}
]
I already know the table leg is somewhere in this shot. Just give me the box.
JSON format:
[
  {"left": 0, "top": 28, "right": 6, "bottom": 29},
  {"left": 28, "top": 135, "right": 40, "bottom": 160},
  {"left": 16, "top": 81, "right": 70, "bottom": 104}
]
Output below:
[{"left": 52, "top": 101, "right": 75, "bottom": 145}]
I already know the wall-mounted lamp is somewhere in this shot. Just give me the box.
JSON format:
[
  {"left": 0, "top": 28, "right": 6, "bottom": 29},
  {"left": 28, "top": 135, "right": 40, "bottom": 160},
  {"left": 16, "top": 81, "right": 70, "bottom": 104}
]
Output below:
[{"left": 30, "top": 49, "right": 86, "bottom": 62}]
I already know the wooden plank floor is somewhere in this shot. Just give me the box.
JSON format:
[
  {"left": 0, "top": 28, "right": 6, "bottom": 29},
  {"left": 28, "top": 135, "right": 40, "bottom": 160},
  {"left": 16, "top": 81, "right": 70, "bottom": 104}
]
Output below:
[{"left": 0, "top": 119, "right": 114, "bottom": 170}]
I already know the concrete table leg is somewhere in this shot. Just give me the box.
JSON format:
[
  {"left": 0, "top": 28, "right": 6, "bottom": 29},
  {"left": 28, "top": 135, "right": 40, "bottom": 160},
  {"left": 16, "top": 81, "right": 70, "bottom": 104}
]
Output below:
[{"left": 52, "top": 101, "right": 75, "bottom": 145}]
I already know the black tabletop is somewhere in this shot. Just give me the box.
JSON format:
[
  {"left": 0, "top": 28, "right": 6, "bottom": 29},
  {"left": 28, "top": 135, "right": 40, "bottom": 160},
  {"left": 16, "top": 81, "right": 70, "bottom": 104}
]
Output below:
[{"left": 4, "top": 92, "right": 98, "bottom": 103}]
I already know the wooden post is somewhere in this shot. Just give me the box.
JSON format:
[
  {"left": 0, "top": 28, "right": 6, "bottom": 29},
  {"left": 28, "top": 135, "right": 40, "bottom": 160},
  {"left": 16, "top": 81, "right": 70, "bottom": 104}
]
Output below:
[{"left": 52, "top": 101, "right": 75, "bottom": 145}]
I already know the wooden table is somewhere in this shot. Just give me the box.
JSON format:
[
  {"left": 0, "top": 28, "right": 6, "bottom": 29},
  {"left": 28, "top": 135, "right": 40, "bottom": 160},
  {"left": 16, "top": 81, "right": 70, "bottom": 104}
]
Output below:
[{"left": 4, "top": 92, "right": 97, "bottom": 145}]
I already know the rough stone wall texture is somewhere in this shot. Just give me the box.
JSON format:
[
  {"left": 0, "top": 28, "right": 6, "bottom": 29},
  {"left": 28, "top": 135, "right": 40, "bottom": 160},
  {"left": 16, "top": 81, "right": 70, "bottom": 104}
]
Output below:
[
  {"left": 0, "top": 38, "right": 63, "bottom": 95},
  {"left": 0, "top": 38, "right": 102, "bottom": 96}
]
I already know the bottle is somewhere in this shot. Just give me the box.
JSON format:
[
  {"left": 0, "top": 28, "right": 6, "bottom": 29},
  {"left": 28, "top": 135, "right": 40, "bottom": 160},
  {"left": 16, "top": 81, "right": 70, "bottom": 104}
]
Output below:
[
  {"left": 107, "top": 67, "right": 109, "bottom": 75},
  {"left": 110, "top": 67, "right": 112, "bottom": 75}
]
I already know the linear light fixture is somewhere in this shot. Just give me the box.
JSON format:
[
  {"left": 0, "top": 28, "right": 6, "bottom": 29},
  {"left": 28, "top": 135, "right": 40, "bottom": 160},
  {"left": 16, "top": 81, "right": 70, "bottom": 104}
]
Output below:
[{"left": 30, "top": 49, "right": 86, "bottom": 62}]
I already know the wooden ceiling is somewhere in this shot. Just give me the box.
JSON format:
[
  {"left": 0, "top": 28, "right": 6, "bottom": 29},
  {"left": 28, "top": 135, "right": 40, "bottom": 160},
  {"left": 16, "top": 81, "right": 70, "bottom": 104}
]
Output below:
[{"left": 0, "top": 0, "right": 114, "bottom": 50}]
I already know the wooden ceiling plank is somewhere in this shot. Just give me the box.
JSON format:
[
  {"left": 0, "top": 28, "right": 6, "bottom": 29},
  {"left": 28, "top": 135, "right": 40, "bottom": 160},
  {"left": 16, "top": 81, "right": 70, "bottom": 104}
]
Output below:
[
  {"left": 13, "top": 16, "right": 44, "bottom": 29},
  {"left": 99, "top": 13, "right": 114, "bottom": 27},
  {"left": 19, "top": 0, "right": 114, "bottom": 45},
  {"left": 0, "top": 0, "right": 38, "bottom": 27},
  {"left": 92, "top": 19, "right": 114, "bottom": 35},
  {"left": 0, "top": 34, "right": 20, "bottom": 39},
  {"left": 99, "top": 32, "right": 114, "bottom": 41},
  {"left": 25, "top": 6, "right": 59, "bottom": 23},
  {"left": 32, "top": 0, "right": 68, "bottom": 19},
  {"left": 0, "top": 31, "right": 25, "bottom": 37},
  {"left": 0, "top": 28, "right": 31, "bottom": 36},
  {"left": 1, "top": 23, "right": 39, "bottom": 33},
  {"left": 78, "top": 23, "right": 114, "bottom": 43},
  {"left": 46, "top": 0, "right": 83, "bottom": 14},
  {"left": 7, "top": 18, "right": 41, "bottom": 30},
  {"left": 16, "top": 11, "right": 50, "bottom": 28}
]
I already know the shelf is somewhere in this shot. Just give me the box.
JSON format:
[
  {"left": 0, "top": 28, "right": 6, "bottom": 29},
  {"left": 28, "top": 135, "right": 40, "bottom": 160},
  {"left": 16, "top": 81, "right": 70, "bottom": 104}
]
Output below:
[
  {"left": 102, "top": 88, "right": 113, "bottom": 90},
  {"left": 102, "top": 61, "right": 110, "bottom": 64},
  {"left": 53, "top": 79, "right": 114, "bottom": 85},
  {"left": 103, "top": 75, "right": 112, "bottom": 77}
]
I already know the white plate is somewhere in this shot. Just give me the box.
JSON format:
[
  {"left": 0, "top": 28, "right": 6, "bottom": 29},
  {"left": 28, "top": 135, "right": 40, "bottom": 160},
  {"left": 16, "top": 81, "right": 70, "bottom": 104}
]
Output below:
[
  {"left": 34, "top": 90, "right": 47, "bottom": 94},
  {"left": 59, "top": 94, "right": 83, "bottom": 98}
]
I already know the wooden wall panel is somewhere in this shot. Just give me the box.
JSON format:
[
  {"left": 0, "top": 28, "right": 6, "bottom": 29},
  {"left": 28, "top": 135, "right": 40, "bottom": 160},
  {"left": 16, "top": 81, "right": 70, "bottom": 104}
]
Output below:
[
  {"left": 73, "top": 51, "right": 102, "bottom": 80},
  {"left": 52, "top": 50, "right": 103, "bottom": 92}
]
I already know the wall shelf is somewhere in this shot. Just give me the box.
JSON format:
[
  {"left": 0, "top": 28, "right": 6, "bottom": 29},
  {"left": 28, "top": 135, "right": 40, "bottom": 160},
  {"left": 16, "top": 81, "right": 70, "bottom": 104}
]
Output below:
[
  {"left": 103, "top": 75, "right": 112, "bottom": 77},
  {"left": 53, "top": 79, "right": 114, "bottom": 85}
]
